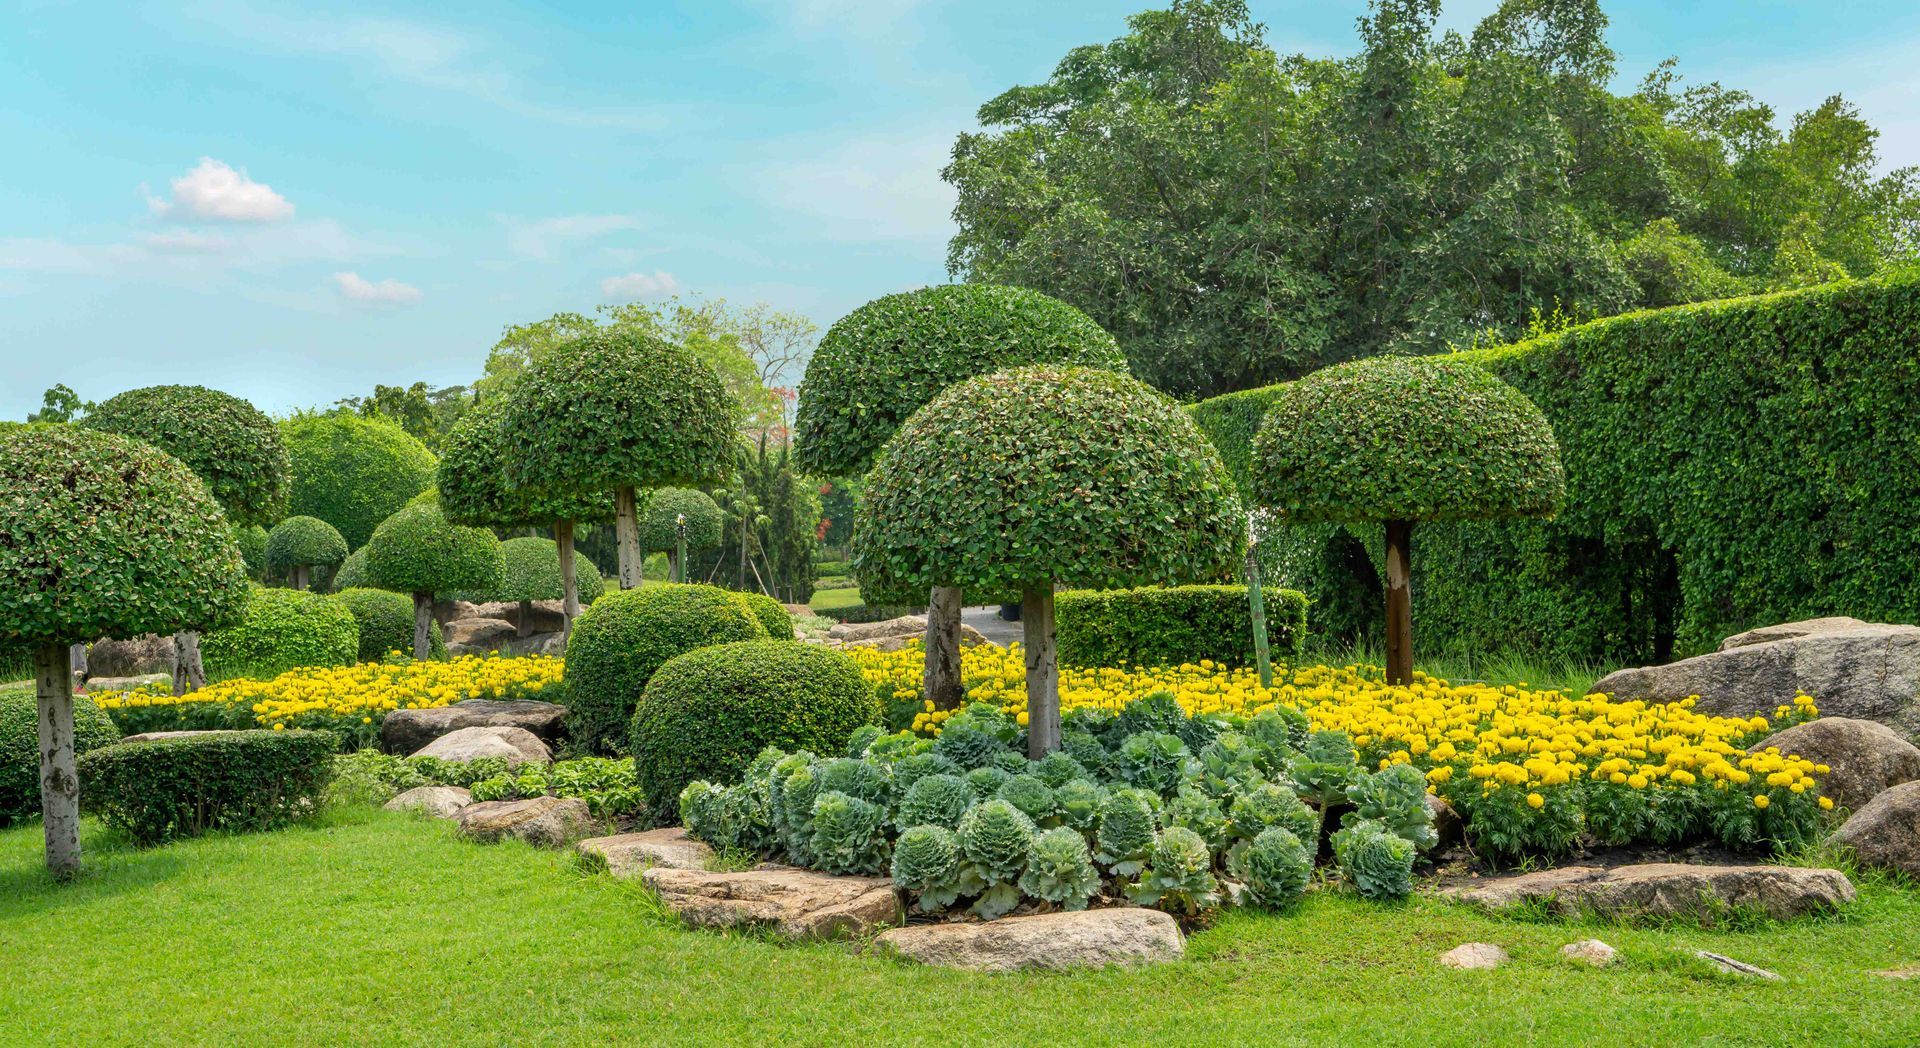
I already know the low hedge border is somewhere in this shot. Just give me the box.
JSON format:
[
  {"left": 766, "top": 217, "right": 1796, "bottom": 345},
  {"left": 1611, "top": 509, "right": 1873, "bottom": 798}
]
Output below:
[
  {"left": 1055, "top": 584, "right": 1309, "bottom": 670},
  {"left": 79, "top": 729, "right": 338, "bottom": 845}
]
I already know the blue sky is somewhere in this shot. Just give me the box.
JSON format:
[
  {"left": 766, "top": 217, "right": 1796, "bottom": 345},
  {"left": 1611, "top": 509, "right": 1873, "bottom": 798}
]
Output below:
[{"left": 4, "top": 0, "right": 1918, "bottom": 419}]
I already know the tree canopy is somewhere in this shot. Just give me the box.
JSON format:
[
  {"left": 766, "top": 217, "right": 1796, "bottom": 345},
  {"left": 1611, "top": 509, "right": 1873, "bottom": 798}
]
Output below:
[
  {"left": 281, "top": 413, "right": 437, "bottom": 550},
  {"left": 83, "top": 385, "right": 289, "bottom": 527}
]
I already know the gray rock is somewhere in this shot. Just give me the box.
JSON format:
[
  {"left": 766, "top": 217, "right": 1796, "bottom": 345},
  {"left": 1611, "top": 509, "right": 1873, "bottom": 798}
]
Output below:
[
  {"left": 1427, "top": 793, "right": 1462, "bottom": 849},
  {"left": 456, "top": 796, "right": 595, "bottom": 846},
  {"left": 380, "top": 699, "right": 568, "bottom": 755},
  {"left": 826, "top": 615, "right": 991, "bottom": 648},
  {"left": 1439, "top": 943, "right": 1508, "bottom": 970},
  {"left": 578, "top": 828, "right": 714, "bottom": 875},
  {"left": 410, "top": 725, "right": 551, "bottom": 767},
  {"left": 642, "top": 865, "right": 901, "bottom": 940},
  {"left": 1720, "top": 617, "right": 1871, "bottom": 651},
  {"left": 497, "top": 632, "right": 566, "bottom": 658},
  {"left": 443, "top": 617, "right": 520, "bottom": 654},
  {"left": 1694, "top": 950, "right": 1779, "bottom": 979},
  {"left": 1589, "top": 625, "right": 1920, "bottom": 739},
  {"left": 1829, "top": 781, "right": 1920, "bottom": 877},
  {"left": 83, "top": 673, "right": 173, "bottom": 694},
  {"left": 85, "top": 634, "right": 176, "bottom": 677},
  {"left": 873, "top": 908, "right": 1183, "bottom": 972},
  {"left": 1750, "top": 717, "right": 1920, "bottom": 812},
  {"left": 384, "top": 785, "right": 471, "bottom": 818},
  {"left": 1560, "top": 939, "right": 1617, "bottom": 966},
  {"left": 1440, "top": 862, "right": 1855, "bottom": 922}
]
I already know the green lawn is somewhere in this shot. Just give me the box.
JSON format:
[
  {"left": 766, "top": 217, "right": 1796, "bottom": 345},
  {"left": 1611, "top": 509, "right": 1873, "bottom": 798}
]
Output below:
[
  {"left": 4, "top": 811, "right": 1919, "bottom": 1046},
  {"left": 808, "top": 585, "right": 864, "bottom": 612}
]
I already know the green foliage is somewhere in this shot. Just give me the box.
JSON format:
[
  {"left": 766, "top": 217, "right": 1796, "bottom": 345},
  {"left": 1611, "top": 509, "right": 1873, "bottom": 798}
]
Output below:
[
  {"left": 995, "top": 774, "right": 1058, "bottom": 825},
  {"left": 1234, "top": 827, "right": 1313, "bottom": 910},
  {"left": 1056, "top": 584, "right": 1309, "bottom": 669},
  {"left": 888, "top": 751, "right": 960, "bottom": 795},
  {"left": 334, "top": 381, "right": 474, "bottom": 453},
  {"left": 331, "top": 546, "right": 370, "bottom": 591},
  {"left": 853, "top": 366, "right": 1245, "bottom": 604},
  {"left": 1163, "top": 784, "right": 1230, "bottom": 850},
  {"left": 894, "top": 773, "right": 974, "bottom": 831},
  {"left": 1, "top": 688, "right": 119, "bottom": 825},
  {"left": 1331, "top": 818, "right": 1415, "bottom": 901},
  {"left": 1115, "top": 731, "right": 1191, "bottom": 798},
  {"left": 1053, "top": 778, "right": 1107, "bottom": 832},
  {"left": 235, "top": 524, "right": 269, "bottom": 581},
  {"left": 1228, "top": 782, "right": 1319, "bottom": 846},
  {"left": 808, "top": 790, "right": 891, "bottom": 875},
  {"left": 963, "top": 765, "right": 1013, "bottom": 800},
  {"left": 1032, "top": 750, "right": 1089, "bottom": 789},
  {"left": 815, "top": 756, "right": 890, "bottom": 806},
  {"left": 78, "top": 729, "right": 337, "bottom": 845},
  {"left": 1344, "top": 763, "right": 1438, "bottom": 851},
  {"left": 365, "top": 501, "right": 504, "bottom": 598},
  {"left": 630, "top": 639, "right": 878, "bottom": 819},
  {"left": 890, "top": 823, "right": 978, "bottom": 912},
  {"left": 637, "top": 487, "right": 724, "bottom": 553},
  {"left": 333, "top": 588, "right": 444, "bottom": 662},
  {"left": 1290, "top": 730, "right": 1362, "bottom": 807},
  {"left": 435, "top": 398, "right": 609, "bottom": 528},
  {"left": 324, "top": 748, "right": 429, "bottom": 808},
  {"left": 795, "top": 283, "right": 1128, "bottom": 477},
  {"left": 266, "top": 515, "right": 348, "bottom": 574},
  {"left": 957, "top": 798, "right": 1037, "bottom": 919},
  {"left": 281, "top": 412, "right": 437, "bottom": 549},
  {"left": 1093, "top": 788, "right": 1158, "bottom": 876},
  {"left": 201, "top": 586, "right": 360, "bottom": 678},
  {"left": 478, "top": 536, "right": 606, "bottom": 605},
  {"left": 774, "top": 757, "right": 824, "bottom": 866},
  {"left": 467, "top": 758, "right": 648, "bottom": 820},
  {"left": 695, "top": 438, "right": 822, "bottom": 603},
  {"left": 84, "top": 384, "right": 289, "bottom": 526},
  {"left": 932, "top": 724, "right": 1014, "bottom": 771},
  {"left": 1019, "top": 826, "right": 1102, "bottom": 910},
  {"left": 1130, "top": 826, "right": 1220, "bottom": 916},
  {"left": 0, "top": 427, "right": 250, "bottom": 647},
  {"left": 735, "top": 590, "right": 792, "bottom": 640}
]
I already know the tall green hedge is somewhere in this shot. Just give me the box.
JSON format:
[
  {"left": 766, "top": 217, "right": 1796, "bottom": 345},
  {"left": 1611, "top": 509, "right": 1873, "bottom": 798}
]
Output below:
[
  {"left": 1055, "top": 585, "right": 1309, "bottom": 670},
  {"left": 1191, "top": 273, "right": 1920, "bottom": 662}
]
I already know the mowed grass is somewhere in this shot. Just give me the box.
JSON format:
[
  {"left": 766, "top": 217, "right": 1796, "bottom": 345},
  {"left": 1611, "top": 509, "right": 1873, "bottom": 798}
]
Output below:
[
  {"left": 4, "top": 810, "right": 1920, "bottom": 1047},
  {"left": 808, "top": 585, "right": 864, "bottom": 612}
]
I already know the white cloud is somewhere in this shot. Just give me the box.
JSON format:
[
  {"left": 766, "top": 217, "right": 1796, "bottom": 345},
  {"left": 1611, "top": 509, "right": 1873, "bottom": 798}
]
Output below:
[
  {"left": 2, "top": 220, "right": 399, "bottom": 280},
  {"left": 333, "top": 271, "right": 423, "bottom": 305},
  {"left": 146, "top": 158, "right": 294, "bottom": 223},
  {"left": 504, "top": 213, "right": 645, "bottom": 260},
  {"left": 599, "top": 270, "right": 680, "bottom": 301}
]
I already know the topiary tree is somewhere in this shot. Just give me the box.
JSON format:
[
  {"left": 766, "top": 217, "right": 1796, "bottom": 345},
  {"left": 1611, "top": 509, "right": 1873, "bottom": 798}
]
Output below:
[
  {"left": 365, "top": 500, "right": 504, "bottom": 660},
  {"left": 795, "top": 284, "right": 1128, "bottom": 710},
  {"left": 0, "top": 427, "right": 249, "bottom": 875},
  {"left": 1250, "top": 356, "right": 1564, "bottom": 684},
  {"left": 281, "top": 412, "right": 437, "bottom": 550},
  {"left": 200, "top": 586, "right": 359, "bottom": 678},
  {"left": 335, "top": 587, "right": 445, "bottom": 661},
  {"left": 482, "top": 536, "right": 607, "bottom": 637},
  {"left": 265, "top": 515, "right": 348, "bottom": 590},
  {"left": 437, "top": 399, "right": 611, "bottom": 638},
  {"left": 331, "top": 545, "right": 371, "bottom": 591},
  {"left": 855, "top": 366, "right": 1243, "bottom": 756},
  {"left": 83, "top": 384, "right": 289, "bottom": 693},
  {"left": 637, "top": 487, "right": 724, "bottom": 582},
  {"left": 235, "top": 524, "right": 270, "bottom": 582},
  {"left": 501, "top": 328, "right": 738, "bottom": 590}
]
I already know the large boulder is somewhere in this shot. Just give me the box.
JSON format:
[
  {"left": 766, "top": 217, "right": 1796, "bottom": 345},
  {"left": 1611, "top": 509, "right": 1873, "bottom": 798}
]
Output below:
[
  {"left": 1439, "top": 862, "right": 1855, "bottom": 922},
  {"left": 384, "top": 785, "right": 471, "bottom": 818},
  {"left": 410, "top": 725, "right": 551, "bottom": 767},
  {"left": 577, "top": 827, "right": 714, "bottom": 875},
  {"left": 826, "top": 615, "right": 991, "bottom": 648},
  {"left": 641, "top": 866, "right": 900, "bottom": 940},
  {"left": 83, "top": 673, "right": 172, "bottom": 694},
  {"left": 86, "top": 634, "right": 176, "bottom": 677},
  {"left": 435, "top": 599, "right": 566, "bottom": 634},
  {"left": 1720, "top": 617, "right": 1871, "bottom": 651},
  {"left": 456, "top": 796, "right": 594, "bottom": 846},
  {"left": 1589, "top": 625, "right": 1920, "bottom": 739},
  {"left": 443, "top": 617, "right": 520, "bottom": 655},
  {"left": 873, "top": 909, "right": 1183, "bottom": 972},
  {"left": 380, "top": 699, "right": 569, "bottom": 755},
  {"left": 1830, "top": 781, "right": 1920, "bottom": 877},
  {"left": 1749, "top": 718, "right": 1920, "bottom": 812}
]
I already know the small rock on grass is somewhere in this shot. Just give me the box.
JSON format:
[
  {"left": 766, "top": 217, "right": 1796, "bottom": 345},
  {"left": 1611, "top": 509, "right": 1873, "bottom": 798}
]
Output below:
[
  {"left": 1872, "top": 968, "right": 1920, "bottom": 980},
  {"left": 1560, "top": 939, "right": 1617, "bottom": 967},
  {"left": 384, "top": 785, "right": 471, "bottom": 818},
  {"left": 1694, "top": 951, "right": 1780, "bottom": 980},
  {"left": 1439, "top": 943, "right": 1508, "bottom": 970}
]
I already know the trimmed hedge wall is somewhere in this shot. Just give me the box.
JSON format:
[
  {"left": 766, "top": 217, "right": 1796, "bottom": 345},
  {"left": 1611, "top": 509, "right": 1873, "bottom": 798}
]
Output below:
[
  {"left": 1191, "top": 273, "right": 1920, "bottom": 662},
  {"left": 1, "top": 688, "right": 121, "bottom": 825},
  {"left": 79, "top": 729, "right": 337, "bottom": 844},
  {"left": 1055, "top": 585, "right": 1309, "bottom": 670}
]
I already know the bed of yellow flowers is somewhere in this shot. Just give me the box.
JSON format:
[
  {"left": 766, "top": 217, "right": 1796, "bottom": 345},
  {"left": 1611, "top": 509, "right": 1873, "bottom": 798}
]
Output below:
[
  {"left": 848, "top": 642, "right": 1831, "bottom": 856},
  {"left": 90, "top": 653, "right": 565, "bottom": 749}
]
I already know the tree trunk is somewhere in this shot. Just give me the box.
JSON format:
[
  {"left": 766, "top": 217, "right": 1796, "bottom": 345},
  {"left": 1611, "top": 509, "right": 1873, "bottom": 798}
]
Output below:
[
  {"left": 1245, "top": 545, "right": 1274, "bottom": 688},
  {"left": 170, "top": 631, "right": 205, "bottom": 696},
  {"left": 668, "top": 547, "right": 681, "bottom": 584},
  {"left": 517, "top": 599, "right": 533, "bottom": 638},
  {"left": 68, "top": 642, "right": 87, "bottom": 687},
  {"left": 412, "top": 592, "right": 433, "bottom": 662},
  {"left": 555, "top": 519, "right": 579, "bottom": 646},
  {"left": 1021, "top": 586, "right": 1060, "bottom": 759},
  {"left": 34, "top": 644, "right": 80, "bottom": 879},
  {"left": 924, "top": 585, "right": 965, "bottom": 711},
  {"left": 1383, "top": 519, "right": 1414, "bottom": 687},
  {"left": 293, "top": 564, "right": 309, "bottom": 591},
  {"left": 614, "top": 485, "right": 643, "bottom": 590}
]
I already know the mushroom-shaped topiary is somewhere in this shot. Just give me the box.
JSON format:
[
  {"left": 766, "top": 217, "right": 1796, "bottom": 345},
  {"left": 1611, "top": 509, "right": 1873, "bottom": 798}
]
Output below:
[
  {"left": 280, "top": 412, "right": 437, "bottom": 550},
  {"left": 854, "top": 366, "right": 1244, "bottom": 756},
  {"left": 795, "top": 284, "right": 1128, "bottom": 710},
  {"left": 265, "top": 515, "right": 348, "bottom": 590},
  {"left": 0, "top": 427, "right": 249, "bottom": 875},
  {"left": 365, "top": 500, "right": 504, "bottom": 660},
  {"left": 83, "top": 385, "right": 289, "bottom": 693},
  {"left": 636, "top": 487, "right": 724, "bottom": 582},
  {"left": 1250, "top": 356, "right": 1564, "bottom": 684},
  {"left": 481, "top": 536, "right": 607, "bottom": 637},
  {"left": 437, "top": 398, "right": 611, "bottom": 635},
  {"left": 335, "top": 587, "right": 445, "bottom": 662},
  {"left": 331, "top": 545, "right": 371, "bottom": 592},
  {"left": 501, "top": 328, "right": 738, "bottom": 590}
]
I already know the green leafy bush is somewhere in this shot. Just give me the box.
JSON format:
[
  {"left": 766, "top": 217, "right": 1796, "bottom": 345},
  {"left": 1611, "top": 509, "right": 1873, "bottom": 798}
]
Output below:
[
  {"left": 1344, "top": 763, "right": 1438, "bottom": 851},
  {"left": 470, "top": 757, "right": 645, "bottom": 819},
  {"left": 735, "top": 591, "right": 793, "bottom": 640},
  {"left": 809, "top": 790, "right": 891, "bottom": 875},
  {"left": 1093, "top": 788, "right": 1158, "bottom": 876},
  {"left": 630, "top": 639, "right": 878, "bottom": 819},
  {"left": 1053, "top": 778, "right": 1107, "bottom": 832},
  {"left": 1331, "top": 818, "right": 1416, "bottom": 901},
  {"left": 1131, "top": 826, "right": 1220, "bottom": 916},
  {"left": 281, "top": 413, "right": 436, "bottom": 549},
  {"left": 435, "top": 398, "right": 610, "bottom": 529},
  {"left": 1056, "top": 584, "right": 1309, "bottom": 669},
  {"left": 995, "top": 774, "right": 1059, "bottom": 825},
  {"left": 201, "top": 587, "right": 359, "bottom": 678},
  {"left": 235, "top": 524, "right": 269, "bottom": 581},
  {"left": 333, "top": 588, "right": 444, "bottom": 661},
  {"left": 84, "top": 384, "right": 289, "bottom": 526},
  {"left": 1116, "top": 731, "right": 1191, "bottom": 798},
  {"left": 366, "top": 501, "right": 504, "bottom": 600},
  {"left": 890, "top": 824, "right": 978, "bottom": 912},
  {"left": 637, "top": 487, "right": 725, "bottom": 553},
  {"left": 467, "top": 536, "right": 606, "bottom": 606},
  {"left": 1290, "top": 730, "right": 1362, "bottom": 807},
  {"left": 79, "top": 729, "right": 337, "bottom": 844},
  {"left": 1, "top": 688, "right": 120, "bottom": 825},
  {"left": 1234, "top": 827, "right": 1313, "bottom": 910},
  {"left": 896, "top": 773, "right": 976, "bottom": 830},
  {"left": 1228, "top": 782, "right": 1320, "bottom": 846},
  {"left": 332, "top": 546, "right": 371, "bottom": 591},
  {"left": 265, "top": 515, "right": 348, "bottom": 578}
]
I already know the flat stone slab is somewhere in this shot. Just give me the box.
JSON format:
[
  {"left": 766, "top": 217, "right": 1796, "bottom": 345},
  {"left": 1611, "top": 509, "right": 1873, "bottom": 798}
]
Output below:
[
  {"left": 381, "top": 698, "right": 568, "bottom": 755},
  {"left": 410, "top": 725, "right": 550, "bottom": 767},
  {"left": 384, "top": 785, "right": 471, "bottom": 818},
  {"left": 578, "top": 828, "right": 714, "bottom": 875},
  {"left": 642, "top": 865, "right": 900, "bottom": 941},
  {"left": 1439, "top": 943, "right": 1508, "bottom": 970},
  {"left": 1719, "top": 617, "right": 1870, "bottom": 651},
  {"left": 1440, "top": 862, "right": 1855, "bottom": 922},
  {"left": 873, "top": 908, "right": 1183, "bottom": 972},
  {"left": 456, "top": 796, "right": 594, "bottom": 847}
]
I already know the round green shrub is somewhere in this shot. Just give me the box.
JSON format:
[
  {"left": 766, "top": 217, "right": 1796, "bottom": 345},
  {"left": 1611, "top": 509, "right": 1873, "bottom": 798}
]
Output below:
[
  {"left": 1250, "top": 355, "right": 1565, "bottom": 524},
  {"left": 83, "top": 384, "right": 289, "bottom": 526},
  {"left": 1, "top": 688, "right": 120, "bottom": 825},
  {"left": 365, "top": 501, "right": 504, "bottom": 598},
  {"left": 78, "top": 729, "right": 338, "bottom": 845},
  {"left": 331, "top": 545, "right": 371, "bottom": 591},
  {"left": 500, "top": 328, "right": 738, "bottom": 497},
  {"left": 796, "top": 284, "right": 1128, "bottom": 477},
  {"left": 334, "top": 587, "right": 445, "bottom": 661},
  {"left": 735, "top": 590, "right": 792, "bottom": 640},
  {"left": 201, "top": 587, "right": 359, "bottom": 677},
  {"left": 437, "top": 398, "right": 611, "bottom": 527},
  {"left": 852, "top": 366, "right": 1245, "bottom": 604},
  {"left": 235, "top": 524, "right": 269, "bottom": 580},
  {"left": 563, "top": 583, "right": 769, "bottom": 754},
  {"left": 0, "top": 427, "right": 250, "bottom": 648},
  {"left": 281, "top": 413, "right": 437, "bottom": 549},
  {"left": 461, "top": 536, "right": 607, "bottom": 606},
  {"left": 265, "top": 515, "right": 348, "bottom": 575},
  {"left": 630, "top": 640, "right": 880, "bottom": 820},
  {"left": 637, "top": 487, "right": 724, "bottom": 553}
]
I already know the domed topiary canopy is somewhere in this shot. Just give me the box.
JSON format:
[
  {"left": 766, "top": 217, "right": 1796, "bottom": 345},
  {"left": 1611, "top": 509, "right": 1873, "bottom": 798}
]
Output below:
[
  {"left": 366, "top": 500, "right": 504, "bottom": 659},
  {"left": 437, "top": 399, "right": 612, "bottom": 529},
  {"left": 637, "top": 488, "right": 724, "bottom": 554},
  {"left": 83, "top": 385, "right": 290, "bottom": 527},
  {"left": 281, "top": 413, "right": 437, "bottom": 550},
  {"left": 265, "top": 515, "right": 348, "bottom": 590}
]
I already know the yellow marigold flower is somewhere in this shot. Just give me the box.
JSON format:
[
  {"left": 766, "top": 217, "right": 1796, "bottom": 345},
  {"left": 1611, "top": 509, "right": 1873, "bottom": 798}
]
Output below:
[
  {"left": 1526, "top": 793, "right": 1545, "bottom": 809},
  {"left": 1753, "top": 794, "right": 1770, "bottom": 809}
]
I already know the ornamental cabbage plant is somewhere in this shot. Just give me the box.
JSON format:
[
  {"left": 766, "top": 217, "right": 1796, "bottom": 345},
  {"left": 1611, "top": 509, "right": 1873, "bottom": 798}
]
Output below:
[
  {"left": 1018, "top": 827, "right": 1102, "bottom": 910},
  {"left": 1332, "top": 818, "right": 1415, "bottom": 901},
  {"left": 957, "top": 799, "right": 1037, "bottom": 919}
]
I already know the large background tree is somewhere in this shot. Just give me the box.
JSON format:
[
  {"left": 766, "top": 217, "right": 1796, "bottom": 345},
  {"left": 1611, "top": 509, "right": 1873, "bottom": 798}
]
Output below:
[
  {"left": 281, "top": 413, "right": 437, "bottom": 551},
  {"left": 945, "top": 0, "right": 1920, "bottom": 397}
]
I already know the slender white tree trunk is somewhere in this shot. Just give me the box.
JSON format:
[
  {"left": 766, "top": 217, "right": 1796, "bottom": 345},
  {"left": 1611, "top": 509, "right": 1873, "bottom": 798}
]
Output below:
[
  {"left": 35, "top": 644, "right": 81, "bottom": 879},
  {"left": 614, "top": 486, "right": 643, "bottom": 590},
  {"left": 171, "top": 631, "right": 205, "bottom": 696},
  {"left": 924, "top": 585, "right": 965, "bottom": 711},
  {"left": 293, "top": 564, "right": 310, "bottom": 591},
  {"left": 1021, "top": 586, "right": 1060, "bottom": 759},
  {"left": 412, "top": 592, "right": 433, "bottom": 661},
  {"left": 555, "top": 519, "right": 579, "bottom": 646}
]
